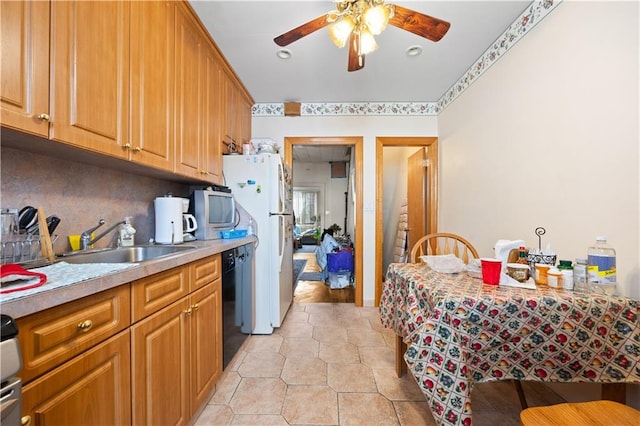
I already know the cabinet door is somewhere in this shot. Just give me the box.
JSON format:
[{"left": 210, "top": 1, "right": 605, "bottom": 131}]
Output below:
[
  {"left": 200, "top": 41, "right": 223, "bottom": 183},
  {"left": 131, "top": 298, "right": 190, "bottom": 426},
  {"left": 130, "top": 0, "right": 174, "bottom": 170},
  {"left": 221, "top": 70, "right": 237, "bottom": 150},
  {"left": 237, "top": 93, "right": 253, "bottom": 147},
  {"left": 189, "top": 280, "right": 222, "bottom": 415},
  {"left": 22, "top": 331, "right": 131, "bottom": 426},
  {"left": 0, "top": 0, "right": 50, "bottom": 137},
  {"left": 174, "top": 3, "right": 202, "bottom": 180},
  {"left": 49, "top": 0, "right": 129, "bottom": 157}
]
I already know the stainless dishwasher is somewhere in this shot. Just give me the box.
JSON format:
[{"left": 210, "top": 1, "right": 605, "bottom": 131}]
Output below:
[
  {"left": 1, "top": 314, "right": 22, "bottom": 426},
  {"left": 221, "top": 243, "right": 254, "bottom": 368}
]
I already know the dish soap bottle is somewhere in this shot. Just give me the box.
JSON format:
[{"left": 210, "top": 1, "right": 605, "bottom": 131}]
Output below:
[
  {"left": 120, "top": 217, "right": 136, "bottom": 247},
  {"left": 587, "top": 236, "right": 616, "bottom": 295},
  {"left": 246, "top": 218, "right": 254, "bottom": 236}
]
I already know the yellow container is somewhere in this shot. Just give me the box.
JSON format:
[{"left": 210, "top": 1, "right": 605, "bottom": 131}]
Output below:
[{"left": 68, "top": 234, "right": 94, "bottom": 251}]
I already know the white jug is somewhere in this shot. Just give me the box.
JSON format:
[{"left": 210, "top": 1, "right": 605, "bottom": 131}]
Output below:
[{"left": 154, "top": 196, "right": 185, "bottom": 244}]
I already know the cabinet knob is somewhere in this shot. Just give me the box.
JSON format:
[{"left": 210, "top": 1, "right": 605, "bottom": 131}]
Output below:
[
  {"left": 21, "top": 415, "right": 32, "bottom": 426},
  {"left": 192, "top": 304, "right": 199, "bottom": 312},
  {"left": 123, "top": 143, "right": 132, "bottom": 150},
  {"left": 183, "top": 307, "right": 193, "bottom": 315},
  {"left": 77, "top": 319, "right": 93, "bottom": 332},
  {"left": 36, "top": 113, "right": 50, "bottom": 121},
  {"left": 133, "top": 146, "right": 142, "bottom": 152}
]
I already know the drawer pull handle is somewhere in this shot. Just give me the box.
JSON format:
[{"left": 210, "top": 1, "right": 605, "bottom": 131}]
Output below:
[
  {"left": 183, "top": 307, "right": 193, "bottom": 315},
  {"left": 21, "top": 415, "right": 32, "bottom": 426},
  {"left": 77, "top": 320, "right": 93, "bottom": 332}
]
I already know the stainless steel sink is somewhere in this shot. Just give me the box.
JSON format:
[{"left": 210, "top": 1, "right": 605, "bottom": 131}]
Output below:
[{"left": 59, "top": 245, "right": 196, "bottom": 264}]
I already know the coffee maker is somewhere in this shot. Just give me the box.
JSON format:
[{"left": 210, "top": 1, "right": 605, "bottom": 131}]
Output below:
[{"left": 181, "top": 198, "right": 197, "bottom": 242}]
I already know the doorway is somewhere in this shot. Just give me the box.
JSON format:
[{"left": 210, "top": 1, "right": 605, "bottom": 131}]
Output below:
[
  {"left": 284, "top": 136, "right": 364, "bottom": 307},
  {"left": 375, "top": 137, "right": 438, "bottom": 306}
]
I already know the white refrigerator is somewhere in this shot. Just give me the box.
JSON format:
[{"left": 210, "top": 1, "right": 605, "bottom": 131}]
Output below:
[{"left": 222, "top": 153, "right": 293, "bottom": 334}]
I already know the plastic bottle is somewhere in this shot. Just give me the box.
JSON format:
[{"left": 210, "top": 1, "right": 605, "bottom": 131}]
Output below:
[
  {"left": 558, "top": 260, "right": 573, "bottom": 291},
  {"left": 587, "top": 236, "right": 616, "bottom": 295},
  {"left": 573, "top": 258, "right": 589, "bottom": 292},
  {"left": 119, "top": 217, "right": 136, "bottom": 247},
  {"left": 246, "top": 218, "right": 254, "bottom": 236}
]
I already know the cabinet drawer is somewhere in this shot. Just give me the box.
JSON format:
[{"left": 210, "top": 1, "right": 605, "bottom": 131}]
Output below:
[
  {"left": 17, "top": 285, "right": 130, "bottom": 384},
  {"left": 131, "top": 265, "right": 189, "bottom": 322},
  {"left": 190, "top": 254, "right": 221, "bottom": 291}
]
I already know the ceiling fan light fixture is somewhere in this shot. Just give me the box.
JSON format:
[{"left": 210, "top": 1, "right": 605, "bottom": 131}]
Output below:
[
  {"left": 328, "top": 16, "right": 355, "bottom": 48},
  {"left": 363, "top": 4, "right": 391, "bottom": 35},
  {"left": 358, "top": 28, "right": 378, "bottom": 55}
]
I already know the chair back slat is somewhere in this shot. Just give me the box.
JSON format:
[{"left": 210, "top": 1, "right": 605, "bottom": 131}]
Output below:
[{"left": 409, "top": 233, "right": 479, "bottom": 264}]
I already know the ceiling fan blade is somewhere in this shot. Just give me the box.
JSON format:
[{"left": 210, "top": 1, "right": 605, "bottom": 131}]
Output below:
[
  {"left": 274, "top": 14, "right": 330, "bottom": 47},
  {"left": 348, "top": 32, "right": 365, "bottom": 72},
  {"left": 389, "top": 5, "right": 451, "bottom": 42}
]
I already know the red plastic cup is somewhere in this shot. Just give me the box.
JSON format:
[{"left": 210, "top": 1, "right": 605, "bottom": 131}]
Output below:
[{"left": 481, "top": 258, "right": 502, "bottom": 285}]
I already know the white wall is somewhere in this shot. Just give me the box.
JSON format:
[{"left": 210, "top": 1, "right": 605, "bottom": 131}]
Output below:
[
  {"left": 252, "top": 116, "right": 438, "bottom": 304},
  {"left": 438, "top": 1, "right": 639, "bottom": 299}
]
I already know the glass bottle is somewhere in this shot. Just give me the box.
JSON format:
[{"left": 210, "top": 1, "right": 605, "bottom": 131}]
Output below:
[{"left": 587, "top": 236, "right": 616, "bottom": 295}]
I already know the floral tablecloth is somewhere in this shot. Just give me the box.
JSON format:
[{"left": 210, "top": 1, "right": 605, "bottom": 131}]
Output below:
[{"left": 379, "top": 263, "right": 640, "bottom": 426}]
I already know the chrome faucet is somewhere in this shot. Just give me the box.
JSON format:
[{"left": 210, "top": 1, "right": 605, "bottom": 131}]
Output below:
[{"left": 80, "top": 219, "right": 126, "bottom": 250}]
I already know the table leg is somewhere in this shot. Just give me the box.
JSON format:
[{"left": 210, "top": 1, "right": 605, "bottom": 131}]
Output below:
[
  {"left": 395, "top": 335, "right": 407, "bottom": 377},
  {"left": 601, "top": 383, "right": 626, "bottom": 403}
]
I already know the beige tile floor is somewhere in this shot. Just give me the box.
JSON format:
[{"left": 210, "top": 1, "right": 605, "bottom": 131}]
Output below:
[{"left": 195, "top": 303, "right": 564, "bottom": 425}]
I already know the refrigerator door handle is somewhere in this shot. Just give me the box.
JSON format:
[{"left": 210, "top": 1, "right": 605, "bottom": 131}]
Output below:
[{"left": 269, "top": 212, "right": 293, "bottom": 216}]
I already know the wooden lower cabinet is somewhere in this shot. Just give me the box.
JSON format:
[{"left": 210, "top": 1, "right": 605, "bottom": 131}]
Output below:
[
  {"left": 21, "top": 330, "right": 131, "bottom": 426},
  {"left": 131, "top": 279, "right": 222, "bottom": 425},
  {"left": 190, "top": 280, "right": 222, "bottom": 413}
]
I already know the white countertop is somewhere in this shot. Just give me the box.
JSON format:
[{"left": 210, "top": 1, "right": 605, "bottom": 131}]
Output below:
[{"left": 0, "top": 237, "right": 255, "bottom": 319}]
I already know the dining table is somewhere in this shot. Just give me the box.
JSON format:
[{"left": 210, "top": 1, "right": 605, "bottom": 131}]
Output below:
[{"left": 379, "top": 262, "right": 640, "bottom": 426}]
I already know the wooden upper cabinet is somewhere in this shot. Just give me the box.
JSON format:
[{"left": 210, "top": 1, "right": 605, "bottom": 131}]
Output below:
[
  {"left": 174, "top": 3, "right": 204, "bottom": 181},
  {"left": 238, "top": 93, "right": 253, "bottom": 147},
  {"left": 129, "top": 0, "right": 174, "bottom": 170},
  {"left": 0, "top": 0, "right": 50, "bottom": 137},
  {"left": 49, "top": 0, "right": 130, "bottom": 157},
  {"left": 221, "top": 70, "right": 252, "bottom": 155},
  {"left": 199, "top": 39, "right": 223, "bottom": 182},
  {"left": 221, "top": 71, "right": 237, "bottom": 150},
  {"left": 175, "top": 2, "right": 222, "bottom": 184}
]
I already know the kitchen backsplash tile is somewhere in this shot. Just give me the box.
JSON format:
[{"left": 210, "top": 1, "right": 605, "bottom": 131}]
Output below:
[{"left": 1, "top": 147, "right": 189, "bottom": 253}]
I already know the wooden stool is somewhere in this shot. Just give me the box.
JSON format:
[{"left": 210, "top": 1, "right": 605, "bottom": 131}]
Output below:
[{"left": 520, "top": 400, "right": 640, "bottom": 425}]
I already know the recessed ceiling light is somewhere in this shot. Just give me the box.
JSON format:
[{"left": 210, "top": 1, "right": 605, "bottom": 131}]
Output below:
[
  {"left": 406, "top": 45, "right": 423, "bottom": 57},
  {"left": 276, "top": 49, "right": 292, "bottom": 59}
]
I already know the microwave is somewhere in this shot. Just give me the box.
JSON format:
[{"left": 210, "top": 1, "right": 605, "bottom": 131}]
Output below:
[{"left": 189, "top": 189, "right": 236, "bottom": 240}]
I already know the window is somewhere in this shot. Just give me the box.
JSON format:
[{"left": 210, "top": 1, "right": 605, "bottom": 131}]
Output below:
[{"left": 293, "top": 190, "right": 318, "bottom": 228}]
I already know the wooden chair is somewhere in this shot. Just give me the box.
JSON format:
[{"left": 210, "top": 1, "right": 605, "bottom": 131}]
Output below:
[
  {"left": 401, "top": 232, "right": 528, "bottom": 409},
  {"left": 520, "top": 400, "right": 640, "bottom": 425},
  {"left": 409, "top": 232, "right": 479, "bottom": 264}
]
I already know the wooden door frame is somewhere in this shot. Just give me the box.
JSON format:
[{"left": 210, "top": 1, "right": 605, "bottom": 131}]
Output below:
[
  {"left": 284, "top": 136, "right": 364, "bottom": 307},
  {"left": 375, "top": 137, "right": 438, "bottom": 306}
]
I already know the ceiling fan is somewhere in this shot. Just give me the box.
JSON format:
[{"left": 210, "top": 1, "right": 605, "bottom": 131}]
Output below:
[{"left": 274, "top": 0, "right": 450, "bottom": 72}]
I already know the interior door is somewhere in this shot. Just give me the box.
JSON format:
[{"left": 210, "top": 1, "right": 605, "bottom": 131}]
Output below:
[{"left": 406, "top": 148, "right": 428, "bottom": 256}]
